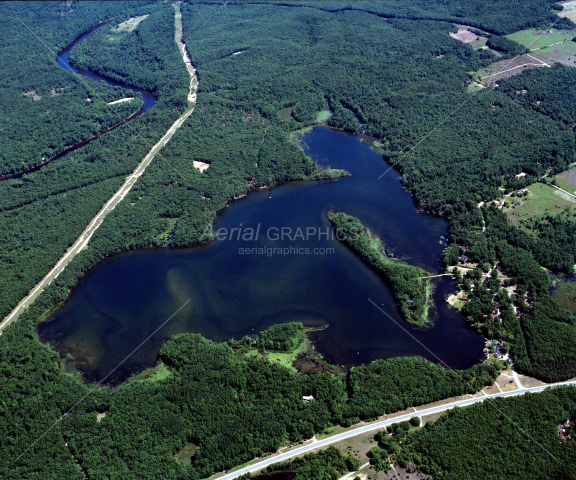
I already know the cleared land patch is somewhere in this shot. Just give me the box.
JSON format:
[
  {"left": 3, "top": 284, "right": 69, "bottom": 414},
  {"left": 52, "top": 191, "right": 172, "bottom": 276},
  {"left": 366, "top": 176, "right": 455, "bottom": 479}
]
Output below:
[
  {"left": 557, "top": 1, "right": 576, "bottom": 22},
  {"left": 476, "top": 54, "right": 549, "bottom": 83},
  {"left": 449, "top": 29, "right": 479, "bottom": 43},
  {"left": 193, "top": 160, "right": 209, "bottom": 172},
  {"left": 503, "top": 182, "right": 576, "bottom": 226},
  {"left": 107, "top": 97, "right": 134, "bottom": 105},
  {"left": 22, "top": 90, "right": 42, "bottom": 101},
  {"left": 468, "top": 37, "right": 488, "bottom": 50},
  {"left": 556, "top": 167, "right": 576, "bottom": 191},
  {"left": 279, "top": 106, "right": 293, "bottom": 119},
  {"left": 112, "top": 15, "right": 149, "bottom": 33},
  {"left": 554, "top": 189, "right": 576, "bottom": 203}
]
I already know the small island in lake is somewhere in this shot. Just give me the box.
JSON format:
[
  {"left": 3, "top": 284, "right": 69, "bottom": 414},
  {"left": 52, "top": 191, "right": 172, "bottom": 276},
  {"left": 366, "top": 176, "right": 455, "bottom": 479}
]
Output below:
[{"left": 328, "top": 211, "right": 431, "bottom": 326}]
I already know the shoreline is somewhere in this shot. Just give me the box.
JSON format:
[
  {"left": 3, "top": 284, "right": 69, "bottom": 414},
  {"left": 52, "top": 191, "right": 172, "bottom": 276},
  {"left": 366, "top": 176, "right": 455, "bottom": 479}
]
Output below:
[{"left": 327, "top": 210, "right": 433, "bottom": 327}]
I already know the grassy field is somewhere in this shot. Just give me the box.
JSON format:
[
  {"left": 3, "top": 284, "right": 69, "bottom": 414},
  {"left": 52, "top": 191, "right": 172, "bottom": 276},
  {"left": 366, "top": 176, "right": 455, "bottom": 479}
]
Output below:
[
  {"left": 328, "top": 430, "right": 378, "bottom": 462},
  {"left": 504, "top": 182, "right": 576, "bottom": 225},
  {"left": 235, "top": 334, "right": 312, "bottom": 373},
  {"left": 174, "top": 443, "right": 198, "bottom": 466},
  {"left": 468, "top": 37, "right": 488, "bottom": 50},
  {"left": 315, "top": 110, "right": 332, "bottom": 123},
  {"left": 537, "top": 40, "right": 576, "bottom": 55},
  {"left": 505, "top": 26, "right": 576, "bottom": 57},
  {"left": 279, "top": 106, "right": 293, "bottom": 119},
  {"left": 553, "top": 280, "right": 576, "bottom": 314},
  {"left": 126, "top": 361, "right": 172, "bottom": 383},
  {"left": 506, "top": 28, "right": 576, "bottom": 50}
]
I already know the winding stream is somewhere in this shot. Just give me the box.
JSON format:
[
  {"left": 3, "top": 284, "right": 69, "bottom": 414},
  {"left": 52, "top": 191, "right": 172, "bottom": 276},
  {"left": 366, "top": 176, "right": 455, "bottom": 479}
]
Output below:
[
  {"left": 56, "top": 22, "right": 156, "bottom": 112},
  {"left": 0, "top": 21, "right": 156, "bottom": 182}
]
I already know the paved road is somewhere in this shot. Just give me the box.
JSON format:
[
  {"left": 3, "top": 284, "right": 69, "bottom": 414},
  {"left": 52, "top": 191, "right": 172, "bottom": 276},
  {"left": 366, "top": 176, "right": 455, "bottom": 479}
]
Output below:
[
  {"left": 213, "top": 380, "right": 576, "bottom": 480},
  {"left": 0, "top": 8, "right": 197, "bottom": 335}
]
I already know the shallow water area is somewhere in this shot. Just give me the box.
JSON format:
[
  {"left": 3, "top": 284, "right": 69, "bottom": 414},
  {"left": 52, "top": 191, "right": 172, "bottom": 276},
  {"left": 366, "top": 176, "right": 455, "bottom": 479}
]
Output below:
[{"left": 38, "top": 127, "right": 484, "bottom": 384}]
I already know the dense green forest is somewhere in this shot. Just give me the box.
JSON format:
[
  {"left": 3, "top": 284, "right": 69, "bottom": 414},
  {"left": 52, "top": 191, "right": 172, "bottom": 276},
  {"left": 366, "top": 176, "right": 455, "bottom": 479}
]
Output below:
[
  {"left": 0, "top": 1, "right": 190, "bottom": 321},
  {"left": 369, "top": 387, "right": 576, "bottom": 479},
  {"left": 0, "top": 1, "right": 156, "bottom": 176},
  {"left": 228, "top": 322, "right": 306, "bottom": 352},
  {"left": 328, "top": 211, "right": 429, "bottom": 325},
  {"left": 244, "top": 446, "right": 361, "bottom": 480},
  {"left": 2, "top": 0, "right": 576, "bottom": 477},
  {"left": 207, "top": 0, "right": 571, "bottom": 36},
  {"left": 1, "top": 317, "right": 498, "bottom": 479}
]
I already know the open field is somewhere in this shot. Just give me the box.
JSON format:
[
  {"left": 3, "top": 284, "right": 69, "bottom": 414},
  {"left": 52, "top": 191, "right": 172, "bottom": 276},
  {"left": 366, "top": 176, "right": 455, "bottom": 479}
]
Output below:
[
  {"left": 496, "top": 369, "right": 518, "bottom": 392},
  {"left": 112, "top": 15, "right": 149, "bottom": 33},
  {"left": 449, "top": 28, "right": 487, "bottom": 50},
  {"left": 538, "top": 46, "right": 576, "bottom": 68},
  {"left": 476, "top": 54, "right": 549, "bottom": 83},
  {"left": 556, "top": 167, "right": 576, "bottom": 191},
  {"left": 506, "top": 27, "right": 576, "bottom": 50},
  {"left": 558, "top": 1, "right": 576, "bottom": 22},
  {"left": 503, "top": 182, "right": 576, "bottom": 225},
  {"left": 537, "top": 40, "right": 576, "bottom": 55},
  {"left": 449, "top": 29, "right": 479, "bottom": 43},
  {"left": 500, "top": 27, "right": 576, "bottom": 67},
  {"left": 468, "top": 36, "right": 488, "bottom": 50},
  {"left": 330, "top": 431, "right": 377, "bottom": 463},
  {"left": 279, "top": 106, "right": 293, "bottom": 119}
]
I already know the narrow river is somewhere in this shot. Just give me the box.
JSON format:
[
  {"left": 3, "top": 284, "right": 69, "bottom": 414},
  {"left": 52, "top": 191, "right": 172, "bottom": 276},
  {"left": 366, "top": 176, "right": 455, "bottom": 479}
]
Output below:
[
  {"left": 56, "top": 22, "right": 156, "bottom": 112},
  {"left": 0, "top": 22, "right": 156, "bottom": 182}
]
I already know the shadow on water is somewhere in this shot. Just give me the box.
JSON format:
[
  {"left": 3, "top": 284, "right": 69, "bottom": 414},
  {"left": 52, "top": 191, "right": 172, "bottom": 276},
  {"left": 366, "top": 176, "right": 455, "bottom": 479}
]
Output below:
[{"left": 38, "top": 127, "right": 484, "bottom": 384}]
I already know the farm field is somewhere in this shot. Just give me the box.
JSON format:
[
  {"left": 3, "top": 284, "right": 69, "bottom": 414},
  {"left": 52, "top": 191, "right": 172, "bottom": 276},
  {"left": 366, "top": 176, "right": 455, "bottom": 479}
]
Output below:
[
  {"left": 474, "top": 53, "right": 550, "bottom": 83},
  {"left": 504, "top": 182, "right": 576, "bottom": 225},
  {"left": 506, "top": 28, "right": 575, "bottom": 50}
]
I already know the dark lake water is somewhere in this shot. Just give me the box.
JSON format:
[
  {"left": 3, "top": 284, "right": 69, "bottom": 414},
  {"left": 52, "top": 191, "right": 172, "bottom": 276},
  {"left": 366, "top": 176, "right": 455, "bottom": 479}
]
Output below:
[{"left": 38, "top": 127, "right": 484, "bottom": 384}]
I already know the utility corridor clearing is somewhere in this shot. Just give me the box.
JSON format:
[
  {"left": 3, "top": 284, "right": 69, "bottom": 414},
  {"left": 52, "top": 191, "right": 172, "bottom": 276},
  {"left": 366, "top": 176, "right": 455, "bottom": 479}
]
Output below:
[{"left": 0, "top": 5, "right": 198, "bottom": 333}]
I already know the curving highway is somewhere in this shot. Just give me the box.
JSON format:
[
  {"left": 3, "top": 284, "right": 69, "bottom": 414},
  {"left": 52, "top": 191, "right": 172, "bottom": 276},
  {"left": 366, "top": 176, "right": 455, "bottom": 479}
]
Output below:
[{"left": 213, "top": 380, "right": 576, "bottom": 480}]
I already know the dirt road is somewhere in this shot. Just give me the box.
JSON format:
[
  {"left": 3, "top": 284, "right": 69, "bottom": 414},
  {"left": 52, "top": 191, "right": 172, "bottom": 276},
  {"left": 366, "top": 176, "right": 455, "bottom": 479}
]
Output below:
[{"left": 0, "top": 6, "right": 197, "bottom": 334}]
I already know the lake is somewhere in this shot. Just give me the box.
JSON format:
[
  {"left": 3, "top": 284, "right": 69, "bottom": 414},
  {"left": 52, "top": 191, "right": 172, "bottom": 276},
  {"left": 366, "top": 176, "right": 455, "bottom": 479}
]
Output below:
[{"left": 38, "top": 126, "right": 484, "bottom": 384}]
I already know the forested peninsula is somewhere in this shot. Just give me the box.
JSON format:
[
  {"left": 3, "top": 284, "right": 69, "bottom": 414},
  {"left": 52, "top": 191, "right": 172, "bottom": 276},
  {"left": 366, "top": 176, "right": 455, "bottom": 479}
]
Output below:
[
  {"left": 328, "top": 211, "right": 430, "bottom": 325},
  {"left": 2, "top": 0, "right": 576, "bottom": 478}
]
